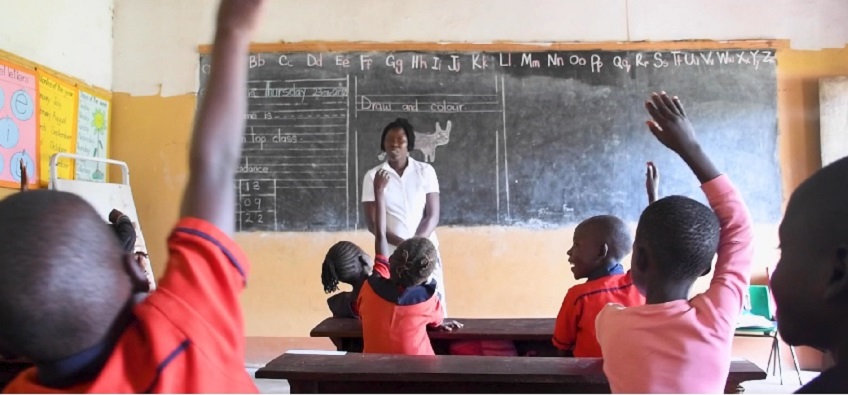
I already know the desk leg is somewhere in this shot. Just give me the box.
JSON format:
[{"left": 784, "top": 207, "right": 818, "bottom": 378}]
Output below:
[
  {"left": 330, "top": 337, "right": 346, "bottom": 352},
  {"left": 288, "top": 380, "right": 318, "bottom": 394},
  {"left": 725, "top": 381, "right": 744, "bottom": 394}
]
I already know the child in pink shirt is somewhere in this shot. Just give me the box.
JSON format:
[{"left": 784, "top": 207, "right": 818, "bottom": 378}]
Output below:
[{"left": 596, "top": 92, "right": 753, "bottom": 393}]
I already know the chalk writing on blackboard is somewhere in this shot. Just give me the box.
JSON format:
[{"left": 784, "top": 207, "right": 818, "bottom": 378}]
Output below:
[{"left": 199, "top": 48, "right": 781, "bottom": 232}]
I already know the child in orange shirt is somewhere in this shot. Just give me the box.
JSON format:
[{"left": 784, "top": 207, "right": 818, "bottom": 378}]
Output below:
[
  {"left": 552, "top": 164, "right": 657, "bottom": 357},
  {"left": 0, "top": 0, "right": 266, "bottom": 391},
  {"left": 552, "top": 213, "right": 645, "bottom": 357},
  {"left": 355, "top": 169, "right": 461, "bottom": 355}
]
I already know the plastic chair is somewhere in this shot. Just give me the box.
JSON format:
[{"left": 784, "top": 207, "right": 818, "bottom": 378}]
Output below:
[{"left": 735, "top": 279, "right": 802, "bottom": 385}]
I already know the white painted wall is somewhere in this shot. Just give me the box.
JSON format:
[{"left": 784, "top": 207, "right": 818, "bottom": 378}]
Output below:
[
  {"left": 0, "top": 0, "right": 114, "bottom": 90},
  {"left": 819, "top": 76, "right": 848, "bottom": 167},
  {"left": 112, "top": 0, "right": 848, "bottom": 96}
]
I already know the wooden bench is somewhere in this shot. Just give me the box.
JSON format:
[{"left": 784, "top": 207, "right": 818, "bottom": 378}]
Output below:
[
  {"left": 256, "top": 353, "right": 767, "bottom": 394},
  {"left": 311, "top": 317, "right": 558, "bottom": 355}
]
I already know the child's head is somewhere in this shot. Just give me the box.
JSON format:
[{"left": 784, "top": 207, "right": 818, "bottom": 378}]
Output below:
[
  {"left": 567, "top": 215, "right": 632, "bottom": 279},
  {"left": 389, "top": 237, "right": 438, "bottom": 288},
  {"left": 0, "top": 190, "right": 146, "bottom": 362},
  {"left": 771, "top": 157, "right": 848, "bottom": 352},
  {"left": 321, "top": 241, "right": 372, "bottom": 293},
  {"left": 631, "top": 195, "right": 720, "bottom": 296}
]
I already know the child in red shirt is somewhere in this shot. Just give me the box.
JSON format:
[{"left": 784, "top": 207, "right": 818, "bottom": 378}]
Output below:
[
  {"left": 552, "top": 164, "right": 658, "bottom": 357},
  {"left": 552, "top": 213, "right": 645, "bottom": 357},
  {"left": 354, "top": 169, "right": 461, "bottom": 355},
  {"left": 0, "top": 0, "right": 266, "bottom": 392}
]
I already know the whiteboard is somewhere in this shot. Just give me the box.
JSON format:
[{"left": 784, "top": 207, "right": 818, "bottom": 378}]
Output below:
[{"left": 49, "top": 153, "right": 156, "bottom": 290}]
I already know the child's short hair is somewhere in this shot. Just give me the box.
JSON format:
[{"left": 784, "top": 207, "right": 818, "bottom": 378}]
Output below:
[
  {"left": 380, "top": 118, "right": 416, "bottom": 151},
  {"left": 390, "top": 237, "right": 437, "bottom": 288},
  {"left": 322, "top": 241, "right": 367, "bottom": 293},
  {"left": 579, "top": 215, "right": 633, "bottom": 260},
  {"left": 636, "top": 195, "right": 720, "bottom": 281},
  {"left": 0, "top": 190, "right": 128, "bottom": 361}
]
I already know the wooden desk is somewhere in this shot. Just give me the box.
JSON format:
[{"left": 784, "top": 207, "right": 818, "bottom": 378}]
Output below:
[
  {"left": 311, "top": 317, "right": 557, "bottom": 355},
  {"left": 256, "top": 353, "right": 767, "bottom": 394}
]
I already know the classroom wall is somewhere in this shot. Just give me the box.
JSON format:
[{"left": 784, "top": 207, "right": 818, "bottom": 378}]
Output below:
[
  {"left": 0, "top": 0, "right": 114, "bottom": 202},
  {"left": 0, "top": 0, "right": 114, "bottom": 90},
  {"left": 110, "top": 0, "right": 848, "bottom": 345}
]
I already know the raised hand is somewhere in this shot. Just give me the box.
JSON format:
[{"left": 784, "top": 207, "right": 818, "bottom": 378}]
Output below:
[
  {"left": 373, "top": 169, "right": 390, "bottom": 193},
  {"left": 109, "top": 209, "right": 126, "bottom": 224},
  {"left": 644, "top": 92, "right": 720, "bottom": 183},
  {"left": 644, "top": 92, "right": 699, "bottom": 155},
  {"left": 646, "top": 162, "right": 659, "bottom": 204},
  {"left": 216, "top": 0, "right": 267, "bottom": 37},
  {"left": 19, "top": 161, "right": 27, "bottom": 192}
]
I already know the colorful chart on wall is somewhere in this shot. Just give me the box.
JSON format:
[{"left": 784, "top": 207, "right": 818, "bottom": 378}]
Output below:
[
  {"left": 76, "top": 89, "right": 110, "bottom": 182},
  {"left": 38, "top": 70, "right": 77, "bottom": 185},
  {"left": 0, "top": 60, "right": 37, "bottom": 189}
]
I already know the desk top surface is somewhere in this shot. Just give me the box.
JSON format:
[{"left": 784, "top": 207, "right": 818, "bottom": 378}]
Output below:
[
  {"left": 258, "top": 353, "right": 605, "bottom": 383},
  {"left": 310, "top": 317, "right": 556, "bottom": 340},
  {"left": 256, "top": 353, "right": 766, "bottom": 384}
]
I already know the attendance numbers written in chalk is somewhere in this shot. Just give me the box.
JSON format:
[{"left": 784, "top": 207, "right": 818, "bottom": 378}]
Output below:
[{"left": 235, "top": 179, "right": 277, "bottom": 230}]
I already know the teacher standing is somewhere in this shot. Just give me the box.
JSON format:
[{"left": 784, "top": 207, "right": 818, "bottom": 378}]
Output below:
[{"left": 361, "top": 118, "right": 447, "bottom": 315}]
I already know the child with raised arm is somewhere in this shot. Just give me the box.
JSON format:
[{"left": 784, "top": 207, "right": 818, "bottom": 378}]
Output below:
[
  {"left": 354, "top": 169, "right": 461, "bottom": 355},
  {"left": 596, "top": 92, "right": 753, "bottom": 393},
  {"left": 551, "top": 162, "right": 658, "bottom": 357},
  {"left": 0, "top": 0, "right": 266, "bottom": 391}
]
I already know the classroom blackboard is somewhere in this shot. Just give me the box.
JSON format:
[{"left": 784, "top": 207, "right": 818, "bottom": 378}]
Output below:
[{"left": 199, "top": 44, "right": 780, "bottom": 232}]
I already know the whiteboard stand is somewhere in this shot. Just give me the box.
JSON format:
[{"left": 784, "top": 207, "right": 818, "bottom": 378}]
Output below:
[{"left": 49, "top": 153, "right": 156, "bottom": 290}]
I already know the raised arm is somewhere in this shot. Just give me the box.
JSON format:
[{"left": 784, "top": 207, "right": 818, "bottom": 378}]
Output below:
[
  {"left": 180, "top": 0, "right": 265, "bottom": 235},
  {"left": 109, "top": 208, "right": 137, "bottom": 253},
  {"left": 363, "top": 202, "right": 406, "bottom": 246},
  {"left": 645, "top": 92, "right": 752, "bottom": 326},
  {"left": 373, "top": 170, "right": 390, "bottom": 256},
  {"left": 362, "top": 171, "right": 406, "bottom": 246},
  {"left": 19, "top": 161, "right": 27, "bottom": 192},
  {"left": 646, "top": 162, "right": 659, "bottom": 204}
]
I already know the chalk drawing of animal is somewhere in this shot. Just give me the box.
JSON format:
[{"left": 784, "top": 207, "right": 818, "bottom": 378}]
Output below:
[{"left": 414, "top": 121, "right": 451, "bottom": 162}]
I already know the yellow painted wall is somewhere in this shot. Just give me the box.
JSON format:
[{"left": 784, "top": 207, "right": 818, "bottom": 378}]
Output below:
[{"left": 111, "top": 46, "right": 848, "bottom": 338}]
